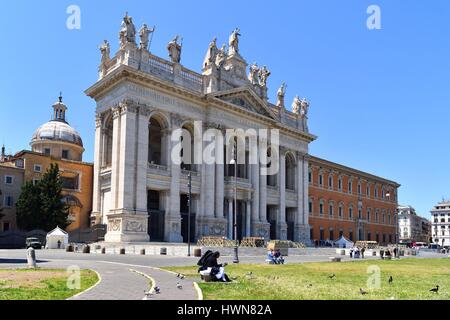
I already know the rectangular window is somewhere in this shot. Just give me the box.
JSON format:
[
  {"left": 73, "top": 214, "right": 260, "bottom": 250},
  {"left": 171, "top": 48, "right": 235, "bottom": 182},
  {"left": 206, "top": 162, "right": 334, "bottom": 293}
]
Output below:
[
  {"left": 15, "top": 159, "right": 24, "bottom": 168},
  {"left": 319, "top": 203, "right": 323, "bottom": 215},
  {"left": 4, "top": 196, "right": 13, "bottom": 208},
  {"left": 308, "top": 201, "right": 313, "bottom": 214},
  {"left": 329, "top": 205, "right": 333, "bottom": 216},
  {"left": 329, "top": 230, "right": 334, "bottom": 241},
  {"left": 328, "top": 176, "right": 333, "bottom": 188},
  {"left": 34, "top": 164, "right": 42, "bottom": 173},
  {"left": 4, "top": 176, "right": 13, "bottom": 185},
  {"left": 308, "top": 171, "right": 312, "bottom": 184},
  {"left": 62, "top": 150, "right": 69, "bottom": 159},
  {"left": 366, "top": 185, "right": 370, "bottom": 197},
  {"left": 348, "top": 182, "right": 352, "bottom": 194},
  {"left": 339, "top": 206, "right": 343, "bottom": 218},
  {"left": 319, "top": 174, "right": 323, "bottom": 186},
  {"left": 338, "top": 179, "right": 342, "bottom": 191},
  {"left": 44, "top": 148, "right": 51, "bottom": 156},
  {"left": 61, "top": 176, "right": 79, "bottom": 190},
  {"left": 3, "top": 222, "right": 10, "bottom": 232}
]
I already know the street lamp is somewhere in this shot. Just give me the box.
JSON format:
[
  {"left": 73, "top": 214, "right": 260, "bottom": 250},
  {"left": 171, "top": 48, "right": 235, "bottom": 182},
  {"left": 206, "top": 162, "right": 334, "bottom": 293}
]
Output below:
[
  {"left": 386, "top": 191, "right": 399, "bottom": 258},
  {"left": 230, "top": 145, "right": 239, "bottom": 264},
  {"left": 187, "top": 172, "right": 192, "bottom": 257}
]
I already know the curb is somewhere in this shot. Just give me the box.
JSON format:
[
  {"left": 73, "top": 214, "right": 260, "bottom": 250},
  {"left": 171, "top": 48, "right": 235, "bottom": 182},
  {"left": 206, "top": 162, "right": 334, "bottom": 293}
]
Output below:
[
  {"left": 193, "top": 282, "right": 204, "bottom": 301},
  {"left": 68, "top": 269, "right": 102, "bottom": 300},
  {"left": 129, "top": 269, "right": 156, "bottom": 300}
]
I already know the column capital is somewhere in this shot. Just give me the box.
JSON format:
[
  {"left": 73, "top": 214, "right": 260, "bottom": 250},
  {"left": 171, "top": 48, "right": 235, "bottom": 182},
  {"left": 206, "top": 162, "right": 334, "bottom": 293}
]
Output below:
[
  {"left": 112, "top": 105, "right": 122, "bottom": 119},
  {"left": 95, "top": 114, "right": 103, "bottom": 128},
  {"left": 119, "top": 99, "right": 139, "bottom": 115}
]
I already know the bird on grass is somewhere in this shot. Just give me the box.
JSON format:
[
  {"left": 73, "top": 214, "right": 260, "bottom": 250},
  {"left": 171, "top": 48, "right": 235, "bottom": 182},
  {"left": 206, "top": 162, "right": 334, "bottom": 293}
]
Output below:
[
  {"left": 328, "top": 274, "right": 336, "bottom": 280},
  {"left": 306, "top": 283, "right": 313, "bottom": 289},
  {"left": 246, "top": 272, "right": 254, "bottom": 279},
  {"left": 388, "top": 276, "right": 393, "bottom": 284},
  {"left": 177, "top": 282, "right": 183, "bottom": 290},
  {"left": 360, "top": 288, "right": 368, "bottom": 295},
  {"left": 430, "top": 285, "right": 439, "bottom": 293}
]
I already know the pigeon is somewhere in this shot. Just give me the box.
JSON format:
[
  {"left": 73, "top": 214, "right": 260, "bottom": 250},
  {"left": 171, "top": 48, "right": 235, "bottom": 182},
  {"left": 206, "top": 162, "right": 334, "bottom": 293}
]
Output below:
[
  {"left": 246, "top": 272, "right": 253, "bottom": 279},
  {"left": 430, "top": 285, "right": 439, "bottom": 293},
  {"left": 306, "top": 283, "right": 313, "bottom": 289},
  {"left": 328, "top": 274, "right": 336, "bottom": 280},
  {"left": 177, "top": 282, "right": 183, "bottom": 290},
  {"left": 176, "top": 274, "right": 181, "bottom": 278},
  {"left": 180, "top": 275, "right": 185, "bottom": 280},
  {"left": 388, "top": 276, "right": 393, "bottom": 284},
  {"left": 360, "top": 288, "right": 368, "bottom": 295},
  {"left": 154, "top": 286, "right": 161, "bottom": 294}
]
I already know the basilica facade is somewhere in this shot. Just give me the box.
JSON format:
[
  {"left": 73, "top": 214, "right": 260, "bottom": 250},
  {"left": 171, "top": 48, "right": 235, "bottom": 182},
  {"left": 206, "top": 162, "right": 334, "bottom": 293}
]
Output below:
[{"left": 87, "top": 14, "right": 315, "bottom": 243}]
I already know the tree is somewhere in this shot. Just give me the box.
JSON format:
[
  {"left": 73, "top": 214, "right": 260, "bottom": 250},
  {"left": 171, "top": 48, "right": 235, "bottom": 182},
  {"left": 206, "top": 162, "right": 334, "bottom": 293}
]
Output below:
[{"left": 16, "top": 163, "right": 69, "bottom": 231}]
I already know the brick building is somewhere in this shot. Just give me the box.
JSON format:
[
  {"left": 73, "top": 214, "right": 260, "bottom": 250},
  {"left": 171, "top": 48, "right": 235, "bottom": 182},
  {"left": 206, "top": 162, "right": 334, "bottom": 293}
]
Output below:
[{"left": 308, "top": 156, "right": 400, "bottom": 245}]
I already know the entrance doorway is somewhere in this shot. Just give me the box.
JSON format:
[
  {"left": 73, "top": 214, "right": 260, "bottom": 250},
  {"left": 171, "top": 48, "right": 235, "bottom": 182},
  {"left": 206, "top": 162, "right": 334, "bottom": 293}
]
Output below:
[
  {"left": 180, "top": 194, "right": 196, "bottom": 243},
  {"left": 148, "top": 190, "right": 164, "bottom": 242}
]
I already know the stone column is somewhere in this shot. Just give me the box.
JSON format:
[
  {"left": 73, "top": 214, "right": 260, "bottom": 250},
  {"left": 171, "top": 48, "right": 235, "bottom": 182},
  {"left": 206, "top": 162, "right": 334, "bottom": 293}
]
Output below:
[
  {"left": 165, "top": 116, "right": 183, "bottom": 242},
  {"left": 258, "top": 149, "right": 271, "bottom": 239},
  {"left": 246, "top": 200, "right": 251, "bottom": 237},
  {"left": 228, "top": 199, "right": 233, "bottom": 239},
  {"left": 277, "top": 150, "right": 288, "bottom": 240},
  {"left": 105, "top": 102, "right": 149, "bottom": 242},
  {"left": 215, "top": 130, "right": 224, "bottom": 219},
  {"left": 294, "top": 152, "right": 311, "bottom": 244},
  {"left": 135, "top": 107, "right": 151, "bottom": 214},
  {"left": 251, "top": 162, "right": 260, "bottom": 236},
  {"left": 91, "top": 114, "right": 103, "bottom": 225}
]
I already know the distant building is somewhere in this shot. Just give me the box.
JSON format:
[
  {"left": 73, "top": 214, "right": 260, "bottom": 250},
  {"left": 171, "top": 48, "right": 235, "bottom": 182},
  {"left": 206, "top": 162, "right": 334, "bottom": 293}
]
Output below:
[
  {"left": 308, "top": 156, "right": 400, "bottom": 246},
  {"left": 431, "top": 201, "right": 450, "bottom": 248},
  {"left": 0, "top": 161, "right": 24, "bottom": 232},
  {"left": 1, "top": 96, "right": 93, "bottom": 233},
  {"left": 398, "top": 205, "right": 431, "bottom": 245}
]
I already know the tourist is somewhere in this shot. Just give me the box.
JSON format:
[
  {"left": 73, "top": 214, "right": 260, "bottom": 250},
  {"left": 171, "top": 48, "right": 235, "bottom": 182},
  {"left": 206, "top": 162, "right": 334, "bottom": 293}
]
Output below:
[
  {"left": 393, "top": 247, "right": 398, "bottom": 259},
  {"left": 274, "top": 249, "right": 285, "bottom": 265},
  {"left": 202, "top": 251, "right": 231, "bottom": 282},
  {"left": 380, "top": 248, "right": 385, "bottom": 260},
  {"left": 350, "top": 248, "right": 354, "bottom": 258},
  {"left": 266, "top": 249, "right": 276, "bottom": 264},
  {"left": 361, "top": 247, "right": 366, "bottom": 259}
]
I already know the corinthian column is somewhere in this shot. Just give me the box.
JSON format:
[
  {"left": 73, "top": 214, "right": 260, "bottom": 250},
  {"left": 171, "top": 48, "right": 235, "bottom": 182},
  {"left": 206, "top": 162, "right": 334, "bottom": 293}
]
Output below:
[
  {"left": 91, "top": 114, "right": 103, "bottom": 225},
  {"left": 277, "top": 149, "right": 288, "bottom": 240},
  {"left": 215, "top": 129, "right": 224, "bottom": 219}
]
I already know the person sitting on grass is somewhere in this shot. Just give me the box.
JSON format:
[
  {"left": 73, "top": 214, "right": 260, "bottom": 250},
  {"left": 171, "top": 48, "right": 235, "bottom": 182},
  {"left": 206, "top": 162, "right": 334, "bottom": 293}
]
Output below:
[
  {"left": 202, "top": 251, "right": 231, "bottom": 283},
  {"left": 274, "top": 249, "right": 285, "bottom": 265},
  {"left": 266, "top": 249, "right": 277, "bottom": 264}
]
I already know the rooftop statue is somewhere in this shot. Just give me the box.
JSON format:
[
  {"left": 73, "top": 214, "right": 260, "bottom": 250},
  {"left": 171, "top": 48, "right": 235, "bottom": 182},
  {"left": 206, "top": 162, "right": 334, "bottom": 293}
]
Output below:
[
  {"left": 119, "top": 12, "right": 137, "bottom": 47},
  {"left": 229, "top": 28, "right": 241, "bottom": 56},
  {"left": 292, "top": 95, "right": 301, "bottom": 114},
  {"left": 167, "top": 35, "right": 183, "bottom": 63},
  {"left": 139, "top": 24, "right": 155, "bottom": 50},
  {"left": 248, "top": 63, "right": 260, "bottom": 85},
  {"left": 276, "top": 82, "right": 287, "bottom": 108},
  {"left": 215, "top": 44, "right": 227, "bottom": 68},
  {"left": 99, "top": 40, "right": 110, "bottom": 64},
  {"left": 203, "top": 37, "right": 218, "bottom": 68},
  {"left": 258, "top": 66, "right": 271, "bottom": 87},
  {"left": 300, "top": 98, "right": 310, "bottom": 118}
]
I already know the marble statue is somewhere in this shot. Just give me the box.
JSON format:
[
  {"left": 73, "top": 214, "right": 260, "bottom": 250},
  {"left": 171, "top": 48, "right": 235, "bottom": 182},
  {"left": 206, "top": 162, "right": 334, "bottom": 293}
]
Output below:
[
  {"left": 167, "top": 35, "right": 183, "bottom": 63},
  {"left": 99, "top": 40, "right": 110, "bottom": 64},
  {"left": 300, "top": 98, "right": 310, "bottom": 117},
  {"left": 258, "top": 66, "right": 271, "bottom": 87},
  {"left": 215, "top": 44, "right": 227, "bottom": 68},
  {"left": 139, "top": 24, "right": 155, "bottom": 50},
  {"left": 276, "top": 82, "right": 287, "bottom": 108},
  {"left": 292, "top": 95, "right": 301, "bottom": 114},
  {"left": 248, "top": 63, "right": 260, "bottom": 85},
  {"left": 203, "top": 37, "right": 218, "bottom": 68},
  {"left": 119, "top": 12, "right": 136, "bottom": 47},
  {"left": 229, "top": 28, "right": 241, "bottom": 55}
]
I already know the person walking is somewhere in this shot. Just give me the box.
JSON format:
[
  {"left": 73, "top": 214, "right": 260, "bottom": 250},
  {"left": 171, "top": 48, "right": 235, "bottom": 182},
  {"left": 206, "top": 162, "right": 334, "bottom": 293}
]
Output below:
[{"left": 361, "top": 247, "right": 366, "bottom": 259}]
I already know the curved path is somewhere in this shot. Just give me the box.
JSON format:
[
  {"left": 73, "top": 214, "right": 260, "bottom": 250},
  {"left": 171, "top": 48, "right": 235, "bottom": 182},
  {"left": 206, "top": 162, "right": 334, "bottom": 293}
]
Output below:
[{"left": 0, "top": 251, "right": 199, "bottom": 301}]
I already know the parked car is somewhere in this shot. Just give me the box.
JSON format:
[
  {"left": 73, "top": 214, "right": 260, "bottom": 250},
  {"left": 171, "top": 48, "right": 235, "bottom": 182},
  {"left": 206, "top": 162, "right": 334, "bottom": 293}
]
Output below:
[{"left": 26, "top": 238, "right": 42, "bottom": 249}]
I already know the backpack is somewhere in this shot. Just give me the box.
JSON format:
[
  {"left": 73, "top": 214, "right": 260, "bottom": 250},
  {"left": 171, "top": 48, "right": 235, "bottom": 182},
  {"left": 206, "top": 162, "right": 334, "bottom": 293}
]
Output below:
[{"left": 197, "top": 250, "right": 214, "bottom": 266}]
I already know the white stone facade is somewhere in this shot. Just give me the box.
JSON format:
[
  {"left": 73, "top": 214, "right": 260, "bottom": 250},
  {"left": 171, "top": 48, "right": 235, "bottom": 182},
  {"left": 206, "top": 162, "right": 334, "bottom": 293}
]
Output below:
[
  {"left": 86, "top": 14, "right": 316, "bottom": 243},
  {"left": 431, "top": 201, "right": 450, "bottom": 247}
]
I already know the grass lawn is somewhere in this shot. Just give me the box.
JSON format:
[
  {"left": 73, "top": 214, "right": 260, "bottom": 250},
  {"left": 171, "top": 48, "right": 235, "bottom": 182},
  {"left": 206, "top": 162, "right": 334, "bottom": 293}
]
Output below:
[
  {"left": 165, "top": 258, "right": 450, "bottom": 300},
  {"left": 0, "top": 268, "right": 99, "bottom": 300}
]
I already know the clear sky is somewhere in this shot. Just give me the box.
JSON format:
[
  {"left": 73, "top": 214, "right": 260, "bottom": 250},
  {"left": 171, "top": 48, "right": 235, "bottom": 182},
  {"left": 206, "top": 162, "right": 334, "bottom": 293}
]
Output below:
[{"left": 1, "top": 0, "right": 449, "bottom": 218}]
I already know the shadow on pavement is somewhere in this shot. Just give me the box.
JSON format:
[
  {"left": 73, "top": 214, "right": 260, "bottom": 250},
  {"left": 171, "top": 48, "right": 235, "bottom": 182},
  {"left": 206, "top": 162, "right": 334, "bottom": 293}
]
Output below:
[{"left": 0, "top": 259, "right": 49, "bottom": 264}]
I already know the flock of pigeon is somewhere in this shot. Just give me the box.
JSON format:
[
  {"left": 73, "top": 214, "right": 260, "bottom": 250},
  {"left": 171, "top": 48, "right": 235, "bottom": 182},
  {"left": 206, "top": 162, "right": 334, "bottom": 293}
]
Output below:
[{"left": 143, "top": 273, "right": 186, "bottom": 299}]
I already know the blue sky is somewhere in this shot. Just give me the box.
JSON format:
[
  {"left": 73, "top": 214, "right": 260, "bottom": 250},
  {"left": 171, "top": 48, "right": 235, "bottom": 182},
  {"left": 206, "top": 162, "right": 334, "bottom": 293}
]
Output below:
[{"left": 1, "top": 0, "right": 449, "bottom": 218}]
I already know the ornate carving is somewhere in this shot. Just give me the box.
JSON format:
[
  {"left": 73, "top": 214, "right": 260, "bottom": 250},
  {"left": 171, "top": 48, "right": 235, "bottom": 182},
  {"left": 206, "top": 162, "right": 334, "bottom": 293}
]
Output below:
[
  {"left": 108, "top": 219, "right": 121, "bottom": 232},
  {"left": 258, "top": 66, "right": 271, "bottom": 87},
  {"left": 112, "top": 106, "right": 122, "bottom": 119},
  {"left": 119, "top": 99, "right": 138, "bottom": 114},
  {"left": 125, "top": 220, "right": 146, "bottom": 233},
  {"left": 171, "top": 113, "right": 184, "bottom": 127}
]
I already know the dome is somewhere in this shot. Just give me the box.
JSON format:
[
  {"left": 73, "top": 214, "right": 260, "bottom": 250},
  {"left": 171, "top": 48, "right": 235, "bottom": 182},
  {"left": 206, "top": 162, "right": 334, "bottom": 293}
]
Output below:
[{"left": 31, "top": 120, "right": 83, "bottom": 147}]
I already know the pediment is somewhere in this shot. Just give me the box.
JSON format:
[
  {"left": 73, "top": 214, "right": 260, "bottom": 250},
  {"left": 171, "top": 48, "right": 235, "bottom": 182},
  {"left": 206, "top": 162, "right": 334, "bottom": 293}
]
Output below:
[{"left": 210, "top": 87, "right": 278, "bottom": 121}]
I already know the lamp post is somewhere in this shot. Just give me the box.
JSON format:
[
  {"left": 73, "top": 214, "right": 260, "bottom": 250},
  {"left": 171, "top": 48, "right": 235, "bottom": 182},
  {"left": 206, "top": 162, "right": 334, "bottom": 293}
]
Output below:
[
  {"left": 230, "top": 144, "right": 239, "bottom": 264},
  {"left": 187, "top": 172, "right": 192, "bottom": 257},
  {"left": 386, "top": 190, "right": 399, "bottom": 258}
]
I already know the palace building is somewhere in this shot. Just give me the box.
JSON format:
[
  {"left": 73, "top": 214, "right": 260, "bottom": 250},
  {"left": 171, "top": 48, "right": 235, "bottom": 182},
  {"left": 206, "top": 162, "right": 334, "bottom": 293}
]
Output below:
[
  {"left": 86, "top": 13, "right": 400, "bottom": 245},
  {"left": 308, "top": 156, "right": 400, "bottom": 246}
]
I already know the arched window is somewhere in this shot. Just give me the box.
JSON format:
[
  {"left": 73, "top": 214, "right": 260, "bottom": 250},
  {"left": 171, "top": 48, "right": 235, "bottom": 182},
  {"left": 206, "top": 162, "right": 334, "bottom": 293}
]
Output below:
[
  {"left": 357, "top": 182, "right": 362, "bottom": 195},
  {"left": 374, "top": 185, "right": 379, "bottom": 199},
  {"left": 319, "top": 171, "right": 323, "bottom": 187},
  {"left": 308, "top": 169, "right": 312, "bottom": 184},
  {"left": 285, "top": 153, "right": 296, "bottom": 191},
  {"left": 329, "top": 201, "right": 334, "bottom": 217},
  {"left": 338, "top": 202, "right": 344, "bottom": 219},
  {"left": 319, "top": 199, "right": 324, "bottom": 215},
  {"left": 349, "top": 204, "right": 354, "bottom": 220},
  {"left": 375, "top": 209, "right": 380, "bottom": 223},
  {"left": 366, "top": 184, "right": 370, "bottom": 197},
  {"left": 382, "top": 210, "right": 386, "bottom": 224},
  {"left": 328, "top": 173, "right": 333, "bottom": 189},
  {"left": 338, "top": 176, "right": 343, "bottom": 191},
  {"left": 348, "top": 179, "right": 353, "bottom": 194},
  {"left": 309, "top": 198, "right": 313, "bottom": 214},
  {"left": 367, "top": 208, "right": 371, "bottom": 222},
  {"left": 103, "top": 115, "right": 113, "bottom": 168},
  {"left": 148, "top": 116, "right": 167, "bottom": 166}
]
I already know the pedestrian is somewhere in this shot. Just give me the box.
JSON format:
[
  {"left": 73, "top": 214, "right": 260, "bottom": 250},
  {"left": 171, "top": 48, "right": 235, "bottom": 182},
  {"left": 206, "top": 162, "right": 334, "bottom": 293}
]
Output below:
[
  {"left": 361, "top": 247, "right": 365, "bottom": 259},
  {"left": 350, "top": 248, "right": 354, "bottom": 258},
  {"left": 393, "top": 247, "right": 398, "bottom": 259},
  {"left": 380, "top": 249, "right": 385, "bottom": 260}
]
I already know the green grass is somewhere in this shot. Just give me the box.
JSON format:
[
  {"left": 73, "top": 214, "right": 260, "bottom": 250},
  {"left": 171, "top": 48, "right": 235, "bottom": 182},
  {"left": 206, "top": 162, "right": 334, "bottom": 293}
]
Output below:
[
  {"left": 165, "top": 259, "right": 450, "bottom": 300},
  {"left": 0, "top": 268, "right": 99, "bottom": 300}
]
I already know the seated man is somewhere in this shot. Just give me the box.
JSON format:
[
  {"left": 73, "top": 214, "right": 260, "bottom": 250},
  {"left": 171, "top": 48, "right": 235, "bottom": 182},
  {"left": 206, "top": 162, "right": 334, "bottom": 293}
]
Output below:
[
  {"left": 274, "top": 249, "right": 285, "bottom": 265},
  {"left": 200, "top": 251, "right": 231, "bottom": 282}
]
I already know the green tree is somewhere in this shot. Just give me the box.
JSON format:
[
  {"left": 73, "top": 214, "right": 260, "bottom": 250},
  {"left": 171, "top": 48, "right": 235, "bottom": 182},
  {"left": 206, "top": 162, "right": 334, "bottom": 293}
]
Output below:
[{"left": 16, "top": 164, "right": 69, "bottom": 231}]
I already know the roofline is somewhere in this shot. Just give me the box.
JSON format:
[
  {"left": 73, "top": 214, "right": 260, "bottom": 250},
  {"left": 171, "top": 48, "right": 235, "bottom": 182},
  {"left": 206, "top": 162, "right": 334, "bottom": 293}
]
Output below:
[
  {"left": 11, "top": 150, "right": 93, "bottom": 167},
  {"left": 309, "top": 155, "right": 401, "bottom": 188}
]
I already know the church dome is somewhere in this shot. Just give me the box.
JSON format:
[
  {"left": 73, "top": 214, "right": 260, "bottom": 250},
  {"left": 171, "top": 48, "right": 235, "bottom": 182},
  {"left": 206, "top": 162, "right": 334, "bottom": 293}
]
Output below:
[{"left": 31, "top": 120, "right": 83, "bottom": 147}]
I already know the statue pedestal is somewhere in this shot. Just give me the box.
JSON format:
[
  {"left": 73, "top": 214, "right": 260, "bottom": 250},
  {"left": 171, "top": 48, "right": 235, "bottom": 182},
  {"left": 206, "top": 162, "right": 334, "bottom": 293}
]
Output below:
[{"left": 104, "top": 211, "right": 150, "bottom": 243}]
